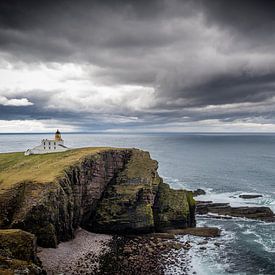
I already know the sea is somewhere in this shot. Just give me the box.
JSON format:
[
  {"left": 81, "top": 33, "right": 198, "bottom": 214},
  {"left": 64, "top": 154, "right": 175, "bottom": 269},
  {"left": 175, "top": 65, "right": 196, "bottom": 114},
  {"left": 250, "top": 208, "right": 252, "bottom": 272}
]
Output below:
[{"left": 0, "top": 132, "right": 274, "bottom": 275}]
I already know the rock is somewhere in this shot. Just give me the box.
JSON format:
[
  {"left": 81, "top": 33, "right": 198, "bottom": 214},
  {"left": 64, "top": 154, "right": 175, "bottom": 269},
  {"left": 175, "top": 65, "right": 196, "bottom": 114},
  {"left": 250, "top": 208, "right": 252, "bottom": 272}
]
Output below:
[
  {"left": 0, "top": 256, "right": 44, "bottom": 275},
  {"left": 94, "top": 150, "right": 196, "bottom": 234},
  {"left": 93, "top": 150, "right": 160, "bottom": 233},
  {"left": 196, "top": 201, "right": 275, "bottom": 222},
  {"left": 192, "top": 188, "right": 206, "bottom": 196},
  {"left": 183, "top": 244, "right": 191, "bottom": 250},
  {"left": 145, "top": 232, "right": 176, "bottom": 239},
  {"left": 229, "top": 206, "right": 275, "bottom": 221},
  {"left": 171, "top": 242, "right": 183, "bottom": 250},
  {"left": 153, "top": 182, "right": 196, "bottom": 231},
  {"left": 0, "top": 229, "right": 38, "bottom": 263},
  {"left": 165, "top": 227, "right": 221, "bottom": 237},
  {"left": 0, "top": 229, "right": 43, "bottom": 274},
  {"left": 239, "top": 194, "right": 263, "bottom": 199},
  {"left": 196, "top": 201, "right": 230, "bottom": 215},
  {"left": 123, "top": 247, "right": 133, "bottom": 254}
]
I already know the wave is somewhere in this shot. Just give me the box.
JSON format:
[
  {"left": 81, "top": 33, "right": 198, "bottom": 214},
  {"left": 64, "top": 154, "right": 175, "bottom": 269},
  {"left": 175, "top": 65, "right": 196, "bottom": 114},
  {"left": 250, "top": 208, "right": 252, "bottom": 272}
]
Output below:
[
  {"left": 162, "top": 176, "right": 275, "bottom": 273},
  {"left": 195, "top": 189, "right": 275, "bottom": 212}
]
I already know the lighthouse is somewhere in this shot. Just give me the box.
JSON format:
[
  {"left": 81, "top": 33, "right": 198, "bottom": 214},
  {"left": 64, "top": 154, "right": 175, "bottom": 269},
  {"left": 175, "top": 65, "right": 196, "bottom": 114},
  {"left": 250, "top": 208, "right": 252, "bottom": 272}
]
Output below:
[{"left": 24, "top": 130, "right": 69, "bottom": 155}]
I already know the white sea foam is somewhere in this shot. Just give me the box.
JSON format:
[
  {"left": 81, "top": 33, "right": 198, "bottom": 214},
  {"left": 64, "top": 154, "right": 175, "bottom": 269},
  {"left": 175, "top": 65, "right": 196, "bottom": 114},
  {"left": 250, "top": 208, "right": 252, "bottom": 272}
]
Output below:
[
  {"left": 242, "top": 228, "right": 255, "bottom": 235},
  {"left": 196, "top": 189, "right": 275, "bottom": 211},
  {"left": 164, "top": 222, "right": 237, "bottom": 275},
  {"left": 158, "top": 146, "right": 275, "bottom": 274}
]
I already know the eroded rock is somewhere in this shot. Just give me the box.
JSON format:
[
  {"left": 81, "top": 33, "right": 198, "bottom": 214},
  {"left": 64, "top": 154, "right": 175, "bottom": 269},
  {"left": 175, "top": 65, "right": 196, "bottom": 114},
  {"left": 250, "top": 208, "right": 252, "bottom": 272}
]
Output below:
[
  {"left": 165, "top": 227, "right": 221, "bottom": 237},
  {"left": 239, "top": 194, "right": 263, "bottom": 199},
  {"left": 0, "top": 229, "right": 43, "bottom": 274},
  {"left": 192, "top": 189, "right": 206, "bottom": 197},
  {"left": 196, "top": 201, "right": 275, "bottom": 222},
  {"left": 153, "top": 182, "right": 196, "bottom": 231}
]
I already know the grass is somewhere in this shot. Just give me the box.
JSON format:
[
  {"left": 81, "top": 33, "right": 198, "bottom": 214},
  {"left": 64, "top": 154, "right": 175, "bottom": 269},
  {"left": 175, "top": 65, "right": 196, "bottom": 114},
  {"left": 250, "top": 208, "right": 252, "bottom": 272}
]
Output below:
[
  {"left": 0, "top": 229, "right": 23, "bottom": 235},
  {"left": 0, "top": 147, "right": 117, "bottom": 191}
]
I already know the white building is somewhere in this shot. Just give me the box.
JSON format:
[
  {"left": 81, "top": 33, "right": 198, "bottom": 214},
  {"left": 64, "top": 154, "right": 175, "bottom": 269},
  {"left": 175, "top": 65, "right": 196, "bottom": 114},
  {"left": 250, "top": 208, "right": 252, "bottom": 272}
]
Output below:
[{"left": 25, "top": 130, "right": 69, "bottom": 155}]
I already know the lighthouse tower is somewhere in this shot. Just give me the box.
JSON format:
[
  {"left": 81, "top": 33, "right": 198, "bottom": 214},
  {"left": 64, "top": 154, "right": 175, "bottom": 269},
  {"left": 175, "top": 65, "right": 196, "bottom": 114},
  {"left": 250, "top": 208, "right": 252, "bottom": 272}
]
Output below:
[{"left": 55, "top": 129, "right": 63, "bottom": 142}]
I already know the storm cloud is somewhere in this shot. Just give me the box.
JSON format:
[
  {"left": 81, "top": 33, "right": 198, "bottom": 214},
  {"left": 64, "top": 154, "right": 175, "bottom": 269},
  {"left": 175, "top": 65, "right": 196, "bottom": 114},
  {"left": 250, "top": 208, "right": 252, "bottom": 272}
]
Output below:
[{"left": 1, "top": 0, "right": 275, "bottom": 132}]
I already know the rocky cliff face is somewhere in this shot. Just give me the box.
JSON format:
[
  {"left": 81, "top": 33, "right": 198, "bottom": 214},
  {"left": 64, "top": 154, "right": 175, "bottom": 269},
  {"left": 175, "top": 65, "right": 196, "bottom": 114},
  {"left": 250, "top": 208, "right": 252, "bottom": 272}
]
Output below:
[
  {"left": 0, "top": 148, "right": 195, "bottom": 248},
  {"left": 0, "top": 229, "right": 43, "bottom": 274}
]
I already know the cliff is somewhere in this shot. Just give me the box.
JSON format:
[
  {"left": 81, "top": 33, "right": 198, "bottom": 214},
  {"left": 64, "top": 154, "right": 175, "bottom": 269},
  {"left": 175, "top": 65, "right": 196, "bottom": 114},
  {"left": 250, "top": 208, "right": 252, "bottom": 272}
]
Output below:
[
  {"left": 0, "top": 229, "right": 43, "bottom": 274},
  {"left": 0, "top": 148, "right": 195, "bottom": 254}
]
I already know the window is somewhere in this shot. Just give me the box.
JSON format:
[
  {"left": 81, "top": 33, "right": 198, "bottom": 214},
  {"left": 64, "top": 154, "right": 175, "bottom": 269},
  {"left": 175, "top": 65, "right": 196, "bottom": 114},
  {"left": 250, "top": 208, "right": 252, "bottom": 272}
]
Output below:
[
  {"left": 54, "top": 142, "right": 56, "bottom": 145},
  {"left": 54, "top": 147, "right": 56, "bottom": 150},
  {"left": 44, "top": 142, "right": 45, "bottom": 145},
  {"left": 44, "top": 147, "right": 46, "bottom": 149},
  {"left": 49, "top": 147, "right": 51, "bottom": 150}
]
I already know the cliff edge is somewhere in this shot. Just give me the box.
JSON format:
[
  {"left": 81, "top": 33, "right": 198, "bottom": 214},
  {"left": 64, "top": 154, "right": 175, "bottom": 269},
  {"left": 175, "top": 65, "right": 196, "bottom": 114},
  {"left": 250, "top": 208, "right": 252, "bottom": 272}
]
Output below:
[{"left": 0, "top": 147, "right": 195, "bottom": 249}]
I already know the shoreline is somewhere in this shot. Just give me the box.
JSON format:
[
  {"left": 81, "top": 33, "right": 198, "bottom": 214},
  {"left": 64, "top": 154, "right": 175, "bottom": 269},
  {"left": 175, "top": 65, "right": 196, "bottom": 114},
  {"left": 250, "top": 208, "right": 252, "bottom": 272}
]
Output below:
[
  {"left": 38, "top": 228, "right": 112, "bottom": 274},
  {"left": 38, "top": 229, "right": 195, "bottom": 274},
  {"left": 38, "top": 227, "right": 221, "bottom": 274}
]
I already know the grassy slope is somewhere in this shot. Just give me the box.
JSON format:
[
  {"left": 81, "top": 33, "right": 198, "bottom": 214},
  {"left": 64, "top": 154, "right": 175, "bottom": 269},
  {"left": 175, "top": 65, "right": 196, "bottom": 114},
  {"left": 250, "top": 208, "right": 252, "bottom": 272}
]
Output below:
[{"left": 0, "top": 147, "right": 115, "bottom": 191}]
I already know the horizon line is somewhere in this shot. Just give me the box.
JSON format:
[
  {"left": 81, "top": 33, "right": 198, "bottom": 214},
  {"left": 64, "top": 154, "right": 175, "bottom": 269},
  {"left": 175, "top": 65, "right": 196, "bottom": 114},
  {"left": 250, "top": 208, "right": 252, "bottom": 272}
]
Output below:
[{"left": 0, "top": 131, "right": 275, "bottom": 135}]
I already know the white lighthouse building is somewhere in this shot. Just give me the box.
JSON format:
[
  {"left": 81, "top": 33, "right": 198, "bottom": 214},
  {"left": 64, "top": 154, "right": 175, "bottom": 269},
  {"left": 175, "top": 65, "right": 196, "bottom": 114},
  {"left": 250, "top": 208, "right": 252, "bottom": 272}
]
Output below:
[{"left": 24, "top": 130, "right": 69, "bottom": 155}]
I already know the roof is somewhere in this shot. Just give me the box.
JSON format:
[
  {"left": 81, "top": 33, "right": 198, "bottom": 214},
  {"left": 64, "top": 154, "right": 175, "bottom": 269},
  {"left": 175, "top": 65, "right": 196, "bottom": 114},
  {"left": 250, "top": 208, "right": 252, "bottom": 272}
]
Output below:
[{"left": 58, "top": 144, "right": 68, "bottom": 148}]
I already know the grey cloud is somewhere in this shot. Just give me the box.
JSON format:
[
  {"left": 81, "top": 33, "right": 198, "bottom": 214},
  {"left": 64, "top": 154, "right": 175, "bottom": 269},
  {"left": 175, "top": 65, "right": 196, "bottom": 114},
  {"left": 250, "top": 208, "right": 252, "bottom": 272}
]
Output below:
[
  {"left": 158, "top": 72, "right": 275, "bottom": 109},
  {"left": 200, "top": 0, "right": 275, "bottom": 36},
  {"left": 1, "top": 0, "right": 275, "bottom": 131}
]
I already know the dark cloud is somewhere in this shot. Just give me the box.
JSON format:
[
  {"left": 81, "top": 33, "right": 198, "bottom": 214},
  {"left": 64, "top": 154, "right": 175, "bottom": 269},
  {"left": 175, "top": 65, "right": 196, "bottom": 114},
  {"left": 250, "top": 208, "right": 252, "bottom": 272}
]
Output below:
[
  {"left": 200, "top": 0, "right": 275, "bottom": 35},
  {"left": 158, "top": 72, "right": 275, "bottom": 108},
  {"left": 1, "top": 0, "right": 275, "bottom": 131}
]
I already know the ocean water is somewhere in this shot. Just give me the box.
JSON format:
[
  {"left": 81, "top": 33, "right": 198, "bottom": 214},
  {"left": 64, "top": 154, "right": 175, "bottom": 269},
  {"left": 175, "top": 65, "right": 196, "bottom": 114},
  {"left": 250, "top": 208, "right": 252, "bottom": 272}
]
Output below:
[{"left": 0, "top": 133, "right": 275, "bottom": 274}]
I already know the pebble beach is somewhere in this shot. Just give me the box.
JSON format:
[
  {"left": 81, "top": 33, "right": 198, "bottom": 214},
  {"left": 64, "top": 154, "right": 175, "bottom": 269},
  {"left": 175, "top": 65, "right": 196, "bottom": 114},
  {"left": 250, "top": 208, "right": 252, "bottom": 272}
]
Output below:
[{"left": 38, "top": 228, "right": 112, "bottom": 274}]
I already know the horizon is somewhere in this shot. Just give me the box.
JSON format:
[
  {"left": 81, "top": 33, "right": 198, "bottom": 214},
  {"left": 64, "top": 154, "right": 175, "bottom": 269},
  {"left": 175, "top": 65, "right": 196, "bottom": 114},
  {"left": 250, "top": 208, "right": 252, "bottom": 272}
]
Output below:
[{"left": 1, "top": 131, "right": 275, "bottom": 135}]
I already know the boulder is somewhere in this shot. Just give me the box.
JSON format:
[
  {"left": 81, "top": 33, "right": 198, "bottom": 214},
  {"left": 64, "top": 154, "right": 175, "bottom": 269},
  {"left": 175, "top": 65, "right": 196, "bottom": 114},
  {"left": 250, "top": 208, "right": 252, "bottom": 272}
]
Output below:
[
  {"left": 0, "top": 229, "right": 43, "bottom": 274},
  {"left": 192, "top": 188, "right": 206, "bottom": 196},
  {"left": 0, "top": 229, "right": 38, "bottom": 262}
]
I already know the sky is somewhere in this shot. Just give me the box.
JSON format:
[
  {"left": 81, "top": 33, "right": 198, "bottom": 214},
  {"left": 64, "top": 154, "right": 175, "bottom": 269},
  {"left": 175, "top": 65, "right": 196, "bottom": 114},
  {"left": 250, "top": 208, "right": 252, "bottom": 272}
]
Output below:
[{"left": 1, "top": 0, "right": 275, "bottom": 133}]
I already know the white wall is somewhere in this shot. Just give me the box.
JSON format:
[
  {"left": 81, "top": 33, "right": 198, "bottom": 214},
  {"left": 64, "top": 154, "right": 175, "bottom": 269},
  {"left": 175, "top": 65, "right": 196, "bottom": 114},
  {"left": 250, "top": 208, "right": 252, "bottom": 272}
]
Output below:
[
  {"left": 25, "top": 139, "right": 68, "bottom": 155},
  {"left": 41, "top": 139, "right": 64, "bottom": 150}
]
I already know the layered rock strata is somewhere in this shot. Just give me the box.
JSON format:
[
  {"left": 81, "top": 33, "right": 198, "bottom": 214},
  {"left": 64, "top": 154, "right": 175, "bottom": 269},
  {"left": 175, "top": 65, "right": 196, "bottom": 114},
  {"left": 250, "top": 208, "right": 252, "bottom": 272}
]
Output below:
[
  {"left": 196, "top": 201, "right": 275, "bottom": 222},
  {"left": 0, "top": 148, "right": 196, "bottom": 249}
]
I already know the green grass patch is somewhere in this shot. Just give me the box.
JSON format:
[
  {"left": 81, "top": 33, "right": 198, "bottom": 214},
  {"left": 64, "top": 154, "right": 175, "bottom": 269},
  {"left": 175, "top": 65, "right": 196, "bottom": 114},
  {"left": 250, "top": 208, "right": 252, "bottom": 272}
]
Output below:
[{"left": 0, "top": 147, "right": 119, "bottom": 191}]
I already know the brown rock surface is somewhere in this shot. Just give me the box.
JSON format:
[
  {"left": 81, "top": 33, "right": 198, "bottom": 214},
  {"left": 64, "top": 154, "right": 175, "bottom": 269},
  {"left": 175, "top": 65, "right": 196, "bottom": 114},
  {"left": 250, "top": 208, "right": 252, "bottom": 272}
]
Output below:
[
  {"left": 196, "top": 201, "right": 275, "bottom": 221},
  {"left": 165, "top": 227, "right": 221, "bottom": 237}
]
